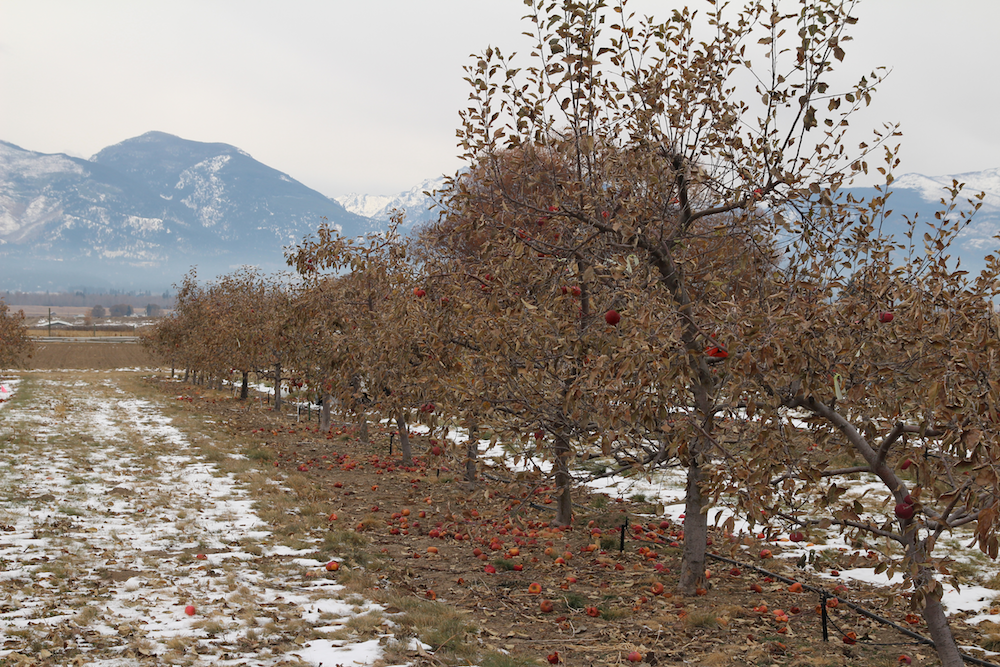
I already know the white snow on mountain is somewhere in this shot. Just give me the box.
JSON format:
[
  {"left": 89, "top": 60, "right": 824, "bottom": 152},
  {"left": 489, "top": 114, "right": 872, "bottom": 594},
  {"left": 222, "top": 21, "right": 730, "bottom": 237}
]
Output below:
[
  {"left": 335, "top": 175, "right": 447, "bottom": 227},
  {"left": 0, "top": 142, "right": 84, "bottom": 181},
  {"left": 893, "top": 168, "right": 1000, "bottom": 212}
]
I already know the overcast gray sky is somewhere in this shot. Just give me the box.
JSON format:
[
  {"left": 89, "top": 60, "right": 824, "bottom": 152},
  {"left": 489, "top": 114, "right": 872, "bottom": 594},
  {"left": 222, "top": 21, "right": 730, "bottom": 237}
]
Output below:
[{"left": 2, "top": 1, "right": 997, "bottom": 197}]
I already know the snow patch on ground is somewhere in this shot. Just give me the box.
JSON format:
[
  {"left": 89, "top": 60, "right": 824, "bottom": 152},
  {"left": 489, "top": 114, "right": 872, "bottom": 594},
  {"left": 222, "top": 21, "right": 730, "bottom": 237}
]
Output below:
[{"left": 0, "top": 373, "right": 405, "bottom": 666}]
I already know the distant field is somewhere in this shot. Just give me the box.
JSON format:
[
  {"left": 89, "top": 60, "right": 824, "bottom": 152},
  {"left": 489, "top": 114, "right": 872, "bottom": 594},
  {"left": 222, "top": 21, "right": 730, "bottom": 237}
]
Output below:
[
  {"left": 27, "top": 326, "right": 146, "bottom": 338},
  {"left": 24, "top": 340, "right": 155, "bottom": 370},
  {"left": 14, "top": 305, "right": 95, "bottom": 317}
]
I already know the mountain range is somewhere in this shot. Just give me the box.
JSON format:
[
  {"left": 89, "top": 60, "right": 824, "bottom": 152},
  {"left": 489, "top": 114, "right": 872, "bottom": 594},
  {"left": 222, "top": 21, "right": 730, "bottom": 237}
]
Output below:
[
  {"left": 0, "top": 131, "right": 996, "bottom": 291},
  {"left": 0, "top": 132, "right": 443, "bottom": 291}
]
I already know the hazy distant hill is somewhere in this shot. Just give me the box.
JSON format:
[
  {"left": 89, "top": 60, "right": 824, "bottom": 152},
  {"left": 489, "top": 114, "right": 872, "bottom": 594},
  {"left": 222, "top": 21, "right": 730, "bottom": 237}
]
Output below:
[{"left": 0, "top": 132, "right": 368, "bottom": 291}]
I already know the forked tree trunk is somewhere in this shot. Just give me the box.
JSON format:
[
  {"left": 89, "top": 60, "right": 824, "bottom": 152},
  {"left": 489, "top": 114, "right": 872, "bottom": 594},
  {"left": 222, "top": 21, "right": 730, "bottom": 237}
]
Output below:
[
  {"left": 553, "top": 430, "right": 573, "bottom": 526},
  {"left": 239, "top": 371, "right": 249, "bottom": 400},
  {"left": 320, "top": 393, "right": 333, "bottom": 432},
  {"left": 396, "top": 412, "right": 412, "bottom": 464}
]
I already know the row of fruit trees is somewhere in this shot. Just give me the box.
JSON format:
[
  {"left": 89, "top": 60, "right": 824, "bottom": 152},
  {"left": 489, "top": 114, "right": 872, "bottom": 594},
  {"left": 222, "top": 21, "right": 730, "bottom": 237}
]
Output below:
[{"left": 139, "top": 2, "right": 1000, "bottom": 664}]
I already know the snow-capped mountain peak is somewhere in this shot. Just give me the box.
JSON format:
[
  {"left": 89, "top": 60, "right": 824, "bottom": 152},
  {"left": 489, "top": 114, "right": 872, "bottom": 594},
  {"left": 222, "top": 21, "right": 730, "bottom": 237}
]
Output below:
[
  {"left": 892, "top": 168, "right": 1000, "bottom": 212},
  {"left": 335, "top": 175, "right": 447, "bottom": 228}
]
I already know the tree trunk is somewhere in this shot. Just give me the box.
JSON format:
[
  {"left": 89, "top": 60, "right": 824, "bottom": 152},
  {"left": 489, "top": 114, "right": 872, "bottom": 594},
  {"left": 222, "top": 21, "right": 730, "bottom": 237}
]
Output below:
[
  {"left": 358, "top": 413, "right": 369, "bottom": 445},
  {"left": 320, "top": 393, "right": 333, "bottom": 432},
  {"left": 184, "top": 368, "right": 189, "bottom": 382},
  {"left": 239, "top": 371, "right": 249, "bottom": 400},
  {"left": 465, "top": 422, "right": 479, "bottom": 483},
  {"left": 396, "top": 412, "right": 412, "bottom": 465},
  {"left": 920, "top": 577, "right": 963, "bottom": 667},
  {"left": 273, "top": 362, "right": 282, "bottom": 410},
  {"left": 677, "top": 436, "right": 709, "bottom": 594},
  {"left": 553, "top": 430, "right": 573, "bottom": 526}
]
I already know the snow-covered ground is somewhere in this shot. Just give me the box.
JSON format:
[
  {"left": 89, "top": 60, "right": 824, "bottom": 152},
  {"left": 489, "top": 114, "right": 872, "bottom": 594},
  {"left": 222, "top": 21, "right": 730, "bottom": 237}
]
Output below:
[{"left": 0, "top": 372, "right": 416, "bottom": 666}]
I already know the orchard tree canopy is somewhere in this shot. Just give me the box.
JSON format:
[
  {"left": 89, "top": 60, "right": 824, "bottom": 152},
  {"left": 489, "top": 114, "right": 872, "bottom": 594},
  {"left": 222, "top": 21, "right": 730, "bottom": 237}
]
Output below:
[
  {"left": 436, "top": 0, "right": 891, "bottom": 596},
  {"left": 426, "top": 1, "right": 998, "bottom": 664},
  {"left": 0, "top": 300, "right": 32, "bottom": 369}
]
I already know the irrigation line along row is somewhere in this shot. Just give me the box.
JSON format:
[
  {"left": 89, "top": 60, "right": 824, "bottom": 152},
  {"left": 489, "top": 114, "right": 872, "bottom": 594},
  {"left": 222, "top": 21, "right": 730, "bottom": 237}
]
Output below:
[
  {"left": 341, "top": 424, "right": 998, "bottom": 665},
  {"left": 591, "top": 513, "right": 1000, "bottom": 667},
  {"left": 702, "top": 551, "right": 1000, "bottom": 667}
]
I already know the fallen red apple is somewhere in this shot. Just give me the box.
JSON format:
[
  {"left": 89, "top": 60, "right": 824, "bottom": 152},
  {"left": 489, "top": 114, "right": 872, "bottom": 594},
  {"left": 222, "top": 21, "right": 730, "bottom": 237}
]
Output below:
[
  {"left": 878, "top": 311, "right": 894, "bottom": 323},
  {"left": 547, "top": 652, "right": 560, "bottom": 664},
  {"left": 325, "top": 560, "right": 340, "bottom": 571},
  {"left": 789, "top": 531, "right": 804, "bottom": 543},
  {"left": 627, "top": 650, "right": 643, "bottom": 662},
  {"left": 184, "top": 605, "right": 196, "bottom": 616}
]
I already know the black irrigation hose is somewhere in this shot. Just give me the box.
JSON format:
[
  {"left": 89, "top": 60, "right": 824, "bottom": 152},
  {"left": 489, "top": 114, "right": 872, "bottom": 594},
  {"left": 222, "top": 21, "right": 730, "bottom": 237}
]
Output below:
[
  {"left": 703, "top": 551, "right": 1000, "bottom": 667},
  {"left": 559, "top": 507, "right": 1000, "bottom": 667}
]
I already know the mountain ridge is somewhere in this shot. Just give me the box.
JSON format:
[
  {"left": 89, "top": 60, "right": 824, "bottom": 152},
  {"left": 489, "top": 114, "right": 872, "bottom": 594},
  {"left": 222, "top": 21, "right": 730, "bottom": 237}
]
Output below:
[
  {"left": 2, "top": 131, "right": 997, "bottom": 291},
  {"left": 0, "top": 132, "right": 369, "bottom": 290}
]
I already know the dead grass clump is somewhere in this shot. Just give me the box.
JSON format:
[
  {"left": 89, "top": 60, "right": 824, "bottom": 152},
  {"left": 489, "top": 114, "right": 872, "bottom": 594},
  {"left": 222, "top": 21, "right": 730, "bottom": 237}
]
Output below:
[
  {"left": 683, "top": 609, "right": 719, "bottom": 629},
  {"left": 330, "top": 610, "right": 384, "bottom": 641},
  {"left": 74, "top": 605, "right": 102, "bottom": 625},
  {"left": 381, "top": 593, "right": 476, "bottom": 657}
]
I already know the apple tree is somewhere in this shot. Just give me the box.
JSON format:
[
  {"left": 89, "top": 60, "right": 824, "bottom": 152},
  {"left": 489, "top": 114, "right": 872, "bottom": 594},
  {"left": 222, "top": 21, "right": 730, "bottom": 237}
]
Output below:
[
  {"left": 437, "top": 0, "right": 889, "bottom": 595},
  {"left": 0, "top": 300, "right": 32, "bottom": 369},
  {"left": 729, "top": 173, "right": 999, "bottom": 666},
  {"left": 288, "top": 214, "right": 454, "bottom": 464}
]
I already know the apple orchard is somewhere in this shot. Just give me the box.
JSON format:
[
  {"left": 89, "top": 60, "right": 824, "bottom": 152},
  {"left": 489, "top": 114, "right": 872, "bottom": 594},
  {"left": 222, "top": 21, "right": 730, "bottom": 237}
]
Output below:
[{"left": 140, "top": 2, "right": 1000, "bottom": 666}]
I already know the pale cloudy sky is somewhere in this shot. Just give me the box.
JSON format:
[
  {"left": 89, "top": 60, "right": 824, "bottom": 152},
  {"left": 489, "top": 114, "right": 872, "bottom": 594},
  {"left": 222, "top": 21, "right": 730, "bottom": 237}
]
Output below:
[{"left": 1, "top": 1, "right": 997, "bottom": 198}]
